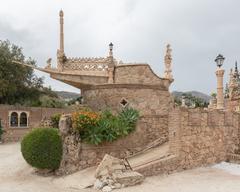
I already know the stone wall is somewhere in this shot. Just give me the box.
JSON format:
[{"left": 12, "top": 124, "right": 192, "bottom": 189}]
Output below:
[
  {"left": 82, "top": 86, "right": 172, "bottom": 116},
  {"left": 0, "top": 104, "right": 72, "bottom": 142},
  {"left": 114, "top": 64, "right": 170, "bottom": 86},
  {"left": 136, "top": 107, "right": 240, "bottom": 176},
  {"left": 57, "top": 114, "right": 169, "bottom": 175},
  {"left": 58, "top": 106, "right": 240, "bottom": 176}
]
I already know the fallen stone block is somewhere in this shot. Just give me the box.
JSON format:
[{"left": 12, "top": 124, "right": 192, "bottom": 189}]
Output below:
[{"left": 112, "top": 170, "right": 144, "bottom": 186}]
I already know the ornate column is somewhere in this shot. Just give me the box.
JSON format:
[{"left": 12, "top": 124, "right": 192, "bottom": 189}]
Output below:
[{"left": 216, "top": 68, "right": 225, "bottom": 109}]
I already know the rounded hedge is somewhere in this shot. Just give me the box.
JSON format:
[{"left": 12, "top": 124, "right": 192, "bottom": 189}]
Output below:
[{"left": 21, "top": 128, "right": 63, "bottom": 170}]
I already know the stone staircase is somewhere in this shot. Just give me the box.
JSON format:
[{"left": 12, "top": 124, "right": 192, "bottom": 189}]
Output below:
[{"left": 127, "top": 142, "right": 179, "bottom": 176}]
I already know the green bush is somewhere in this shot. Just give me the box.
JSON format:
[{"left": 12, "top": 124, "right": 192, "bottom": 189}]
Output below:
[
  {"left": 72, "top": 108, "right": 140, "bottom": 145},
  {"left": 21, "top": 128, "right": 62, "bottom": 170},
  {"left": 50, "top": 113, "right": 62, "bottom": 128}
]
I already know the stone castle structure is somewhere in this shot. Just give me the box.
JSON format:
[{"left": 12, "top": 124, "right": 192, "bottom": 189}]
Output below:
[
  {"left": 224, "top": 62, "right": 240, "bottom": 111},
  {"left": 208, "top": 61, "right": 240, "bottom": 112},
  {"left": 13, "top": 10, "right": 240, "bottom": 177}
]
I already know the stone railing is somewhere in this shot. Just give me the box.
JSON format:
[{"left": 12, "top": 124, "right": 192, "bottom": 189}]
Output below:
[{"left": 63, "top": 57, "right": 112, "bottom": 71}]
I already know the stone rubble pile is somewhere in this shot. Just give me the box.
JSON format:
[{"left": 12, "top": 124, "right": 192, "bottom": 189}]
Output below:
[{"left": 93, "top": 154, "right": 144, "bottom": 191}]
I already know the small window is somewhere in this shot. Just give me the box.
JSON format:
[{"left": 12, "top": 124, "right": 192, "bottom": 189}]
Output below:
[
  {"left": 10, "top": 112, "right": 18, "bottom": 127},
  {"left": 120, "top": 98, "right": 129, "bottom": 107},
  {"left": 20, "top": 112, "right": 28, "bottom": 127}
]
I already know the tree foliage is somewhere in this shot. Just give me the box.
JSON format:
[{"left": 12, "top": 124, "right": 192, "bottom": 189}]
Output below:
[
  {"left": 0, "top": 40, "right": 64, "bottom": 107},
  {"left": 174, "top": 93, "right": 209, "bottom": 108},
  {"left": 0, "top": 40, "right": 43, "bottom": 105}
]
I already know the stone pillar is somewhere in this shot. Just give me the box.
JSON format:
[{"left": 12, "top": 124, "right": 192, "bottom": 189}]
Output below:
[
  {"left": 59, "top": 10, "right": 64, "bottom": 53},
  {"left": 57, "top": 10, "right": 65, "bottom": 71},
  {"left": 108, "top": 43, "right": 115, "bottom": 83},
  {"left": 216, "top": 68, "right": 225, "bottom": 109}
]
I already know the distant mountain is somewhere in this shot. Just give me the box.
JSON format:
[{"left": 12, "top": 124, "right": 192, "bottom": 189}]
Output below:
[
  {"left": 172, "top": 91, "right": 211, "bottom": 102},
  {"left": 55, "top": 91, "right": 79, "bottom": 100}
]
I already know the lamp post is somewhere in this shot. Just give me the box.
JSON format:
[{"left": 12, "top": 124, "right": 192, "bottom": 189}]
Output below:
[
  {"left": 108, "top": 42, "right": 114, "bottom": 83},
  {"left": 109, "top": 42, "right": 113, "bottom": 57},
  {"left": 215, "top": 54, "right": 225, "bottom": 110}
]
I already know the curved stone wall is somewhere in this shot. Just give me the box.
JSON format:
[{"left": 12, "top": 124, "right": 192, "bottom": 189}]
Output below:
[
  {"left": 82, "top": 85, "right": 173, "bottom": 116},
  {"left": 115, "top": 64, "right": 171, "bottom": 87}
]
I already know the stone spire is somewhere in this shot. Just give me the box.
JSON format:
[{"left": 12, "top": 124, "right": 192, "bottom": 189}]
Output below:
[
  {"left": 164, "top": 44, "right": 173, "bottom": 80},
  {"left": 225, "top": 83, "right": 229, "bottom": 98},
  {"left": 233, "top": 61, "right": 239, "bottom": 79},
  {"left": 57, "top": 10, "right": 66, "bottom": 71},
  {"left": 59, "top": 9, "right": 64, "bottom": 53},
  {"left": 229, "top": 68, "right": 233, "bottom": 82}
]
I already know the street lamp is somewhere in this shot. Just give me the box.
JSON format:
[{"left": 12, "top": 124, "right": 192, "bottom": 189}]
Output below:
[
  {"left": 215, "top": 54, "right": 225, "bottom": 68},
  {"left": 109, "top": 42, "right": 113, "bottom": 51}
]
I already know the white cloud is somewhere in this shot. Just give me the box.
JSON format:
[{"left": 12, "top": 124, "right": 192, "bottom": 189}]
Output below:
[{"left": 0, "top": 0, "right": 239, "bottom": 94}]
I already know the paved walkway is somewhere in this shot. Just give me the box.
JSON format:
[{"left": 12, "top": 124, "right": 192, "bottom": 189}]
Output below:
[{"left": 2, "top": 143, "right": 240, "bottom": 192}]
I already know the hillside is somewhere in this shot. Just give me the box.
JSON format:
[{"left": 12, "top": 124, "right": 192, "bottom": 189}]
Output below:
[
  {"left": 55, "top": 91, "right": 79, "bottom": 100},
  {"left": 172, "top": 91, "right": 211, "bottom": 102}
]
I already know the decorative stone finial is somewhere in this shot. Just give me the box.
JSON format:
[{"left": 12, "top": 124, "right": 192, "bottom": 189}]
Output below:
[
  {"left": 164, "top": 44, "right": 173, "bottom": 80},
  {"left": 181, "top": 96, "right": 186, "bottom": 107},
  {"left": 45, "top": 58, "right": 52, "bottom": 69},
  {"left": 229, "top": 68, "right": 233, "bottom": 85}
]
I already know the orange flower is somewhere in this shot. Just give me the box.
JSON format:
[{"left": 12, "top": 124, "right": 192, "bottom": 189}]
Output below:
[{"left": 71, "top": 110, "right": 100, "bottom": 131}]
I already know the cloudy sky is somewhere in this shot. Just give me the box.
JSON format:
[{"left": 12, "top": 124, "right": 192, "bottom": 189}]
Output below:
[{"left": 0, "top": 0, "right": 239, "bottom": 94}]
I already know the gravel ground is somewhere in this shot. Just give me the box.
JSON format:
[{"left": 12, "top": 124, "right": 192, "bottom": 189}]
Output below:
[{"left": 1, "top": 142, "right": 240, "bottom": 192}]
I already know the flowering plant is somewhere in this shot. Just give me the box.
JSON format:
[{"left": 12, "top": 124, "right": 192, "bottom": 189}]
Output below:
[
  {"left": 71, "top": 108, "right": 139, "bottom": 145},
  {"left": 72, "top": 111, "right": 100, "bottom": 132}
]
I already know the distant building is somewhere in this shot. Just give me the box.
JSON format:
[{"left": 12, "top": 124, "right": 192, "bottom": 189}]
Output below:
[{"left": 0, "top": 105, "right": 71, "bottom": 142}]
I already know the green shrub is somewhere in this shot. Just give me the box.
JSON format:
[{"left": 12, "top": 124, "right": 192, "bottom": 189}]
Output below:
[
  {"left": 118, "top": 107, "right": 140, "bottom": 131},
  {"left": 21, "top": 128, "right": 62, "bottom": 170},
  {"left": 50, "top": 113, "right": 62, "bottom": 128},
  {"left": 72, "top": 108, "right": 140, "bottom": 145}
]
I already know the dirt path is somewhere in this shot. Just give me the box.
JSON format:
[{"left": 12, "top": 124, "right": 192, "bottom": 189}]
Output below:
[{"left": 2, "top": 143, "right": 240, "bottom": 192}]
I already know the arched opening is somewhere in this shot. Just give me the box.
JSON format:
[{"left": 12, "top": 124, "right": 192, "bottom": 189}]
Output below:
[
  {"left": 20, "top": 112, "right": 28, "bottom": 127},
  {"left": 10, "top": 112, "right": 18, "bottom": 127}
]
